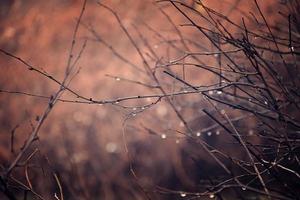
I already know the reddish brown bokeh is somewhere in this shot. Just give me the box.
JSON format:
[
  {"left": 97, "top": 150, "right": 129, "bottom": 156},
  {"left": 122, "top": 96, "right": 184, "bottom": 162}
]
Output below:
[{"left": 1, "top": 0, "right": 299, "bottom": 199}]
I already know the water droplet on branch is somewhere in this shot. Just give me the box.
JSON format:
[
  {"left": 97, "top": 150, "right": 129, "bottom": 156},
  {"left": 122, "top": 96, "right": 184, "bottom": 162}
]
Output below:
[
  {"left": 180, "top": 193, "right": 186, "bottom": 197},
  {"left": 179, "top": 122, "right": 184, "bottom": 127},
  {"left": 290, "top": 46, "right": 295, "bottom": 52}
]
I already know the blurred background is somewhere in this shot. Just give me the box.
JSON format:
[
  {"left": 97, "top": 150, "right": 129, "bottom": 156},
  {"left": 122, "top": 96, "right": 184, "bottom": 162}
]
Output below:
[{"left": 0, "top": 0, "right": 296, "bottom": 199}]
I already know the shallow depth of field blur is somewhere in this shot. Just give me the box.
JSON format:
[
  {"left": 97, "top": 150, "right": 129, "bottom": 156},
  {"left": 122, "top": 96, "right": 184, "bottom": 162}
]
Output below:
[{"left": 0, "top": 0, "right": 299, "bottom": 199}]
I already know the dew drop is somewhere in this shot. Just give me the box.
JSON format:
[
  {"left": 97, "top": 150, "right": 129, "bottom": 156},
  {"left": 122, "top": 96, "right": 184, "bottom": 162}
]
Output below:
[
  {"left": 196, "top": 132, "right": 201, "bottom": 137},
  {"left": 216, "top": 130, "right": 220, "bottom": 135},
  {"left": 161, "top": 134, "right": 167, "bottom": 139},
  {"left": 176, "top": 139, "right": 180, "bottom": 144},
  {"left": 209, "top": 194, "right": 215, "bottom": 199},
  {"left": 208, "top": 90, "right": 214, "bottom": 95},
  {"left": 216, "top": 90, "right": 222, "bottom": 95},
  {"left": 291, "top": 46, "right": 295, "bottom": 52},
  {"left": 179, "top": 122, "right": 184, "bottom": 127},
  {"left": 221, "top": 109, "right": 226, "bottom": 115},
  {"left": 242, "top": 187, "right": 246, "bottom": 191},
  {"left": 180, "top": 193, "right": 186, "bottom": 197},
  {"left": 207, "top": 132, "right": 212, "bottom": 136},
  {"left": 132, "top": 107, "right": 137, "bottom": 111},
  {"left": 115, "top": 77, "right": 120, "bottom": 81},
  {"left": 132, "top": 113, "right": 136, "bottom": 117}
]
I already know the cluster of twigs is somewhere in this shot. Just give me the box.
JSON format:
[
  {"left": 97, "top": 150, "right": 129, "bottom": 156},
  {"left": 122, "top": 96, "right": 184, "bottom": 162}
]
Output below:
[
  {"left": 150, "top": 1, "right": 300, "bottom": 199},
  {"left": 0, "top": 0, "right": 88, "bottom": 199},
  {"left": 0, "top": 0, "right": 299, "bottom": 199}
]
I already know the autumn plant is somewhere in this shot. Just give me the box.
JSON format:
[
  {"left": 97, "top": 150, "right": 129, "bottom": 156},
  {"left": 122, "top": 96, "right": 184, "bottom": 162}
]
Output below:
[{"left": 0, "top": 0, "right": 299, "bottom": 199}]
